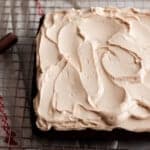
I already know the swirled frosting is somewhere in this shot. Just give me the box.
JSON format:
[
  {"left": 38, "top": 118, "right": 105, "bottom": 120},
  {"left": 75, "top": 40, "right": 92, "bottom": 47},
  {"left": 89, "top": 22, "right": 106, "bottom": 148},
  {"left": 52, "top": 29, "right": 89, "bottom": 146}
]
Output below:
[{"left": 34, "top": 7, "right": 150, "bottom": 132}]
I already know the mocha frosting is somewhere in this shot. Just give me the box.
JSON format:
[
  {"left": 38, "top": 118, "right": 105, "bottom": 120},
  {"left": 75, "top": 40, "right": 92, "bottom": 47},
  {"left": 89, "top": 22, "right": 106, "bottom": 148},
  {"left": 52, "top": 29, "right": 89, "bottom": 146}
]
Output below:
[{"left": 34, "top": 7, "right": 150, "bottom": 132}]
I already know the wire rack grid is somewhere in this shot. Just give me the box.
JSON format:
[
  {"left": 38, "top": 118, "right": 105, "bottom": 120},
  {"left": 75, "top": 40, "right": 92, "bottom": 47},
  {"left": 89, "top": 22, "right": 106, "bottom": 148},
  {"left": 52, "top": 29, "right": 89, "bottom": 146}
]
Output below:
[{"left": 0, "top": 0, "right": 150, "bottom": 149}]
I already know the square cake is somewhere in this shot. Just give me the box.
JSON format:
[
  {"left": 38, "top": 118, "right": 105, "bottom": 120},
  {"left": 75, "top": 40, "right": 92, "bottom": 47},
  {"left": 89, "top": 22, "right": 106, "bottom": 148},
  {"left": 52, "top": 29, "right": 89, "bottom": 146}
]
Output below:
[{"left": 34, "top": 7, "right": 150, "bottom": 132}]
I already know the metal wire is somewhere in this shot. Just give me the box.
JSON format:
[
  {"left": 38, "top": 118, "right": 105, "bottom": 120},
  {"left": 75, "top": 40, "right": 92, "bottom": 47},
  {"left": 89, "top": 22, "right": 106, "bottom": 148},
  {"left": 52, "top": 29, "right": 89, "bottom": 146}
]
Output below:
[{"left": 0, "top": 0, "right": 150, "bottom": 149}]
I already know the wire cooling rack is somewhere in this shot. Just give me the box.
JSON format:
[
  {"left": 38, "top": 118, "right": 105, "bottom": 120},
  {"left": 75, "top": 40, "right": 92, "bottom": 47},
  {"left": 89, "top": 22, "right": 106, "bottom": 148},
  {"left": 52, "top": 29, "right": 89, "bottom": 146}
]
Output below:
[{"left": 0, "top": 0, "right": 150, "bottom": 149}]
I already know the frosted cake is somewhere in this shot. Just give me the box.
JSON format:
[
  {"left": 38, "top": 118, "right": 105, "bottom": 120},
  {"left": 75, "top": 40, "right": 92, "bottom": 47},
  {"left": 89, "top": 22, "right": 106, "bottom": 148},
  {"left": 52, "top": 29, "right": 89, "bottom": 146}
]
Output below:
[{"left": 34, "top": 7, "right": 150, "bottom": 132}]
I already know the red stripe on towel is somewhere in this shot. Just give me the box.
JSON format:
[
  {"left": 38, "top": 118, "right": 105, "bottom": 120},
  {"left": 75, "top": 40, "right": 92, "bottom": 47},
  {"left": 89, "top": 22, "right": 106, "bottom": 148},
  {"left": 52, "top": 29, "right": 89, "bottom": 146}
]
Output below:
[
  {"left": 0, "top": 96, "right": 17, "bottom": 146},
  {"left": 35, "top": 0, "right": 45, "bottom": 16}
]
